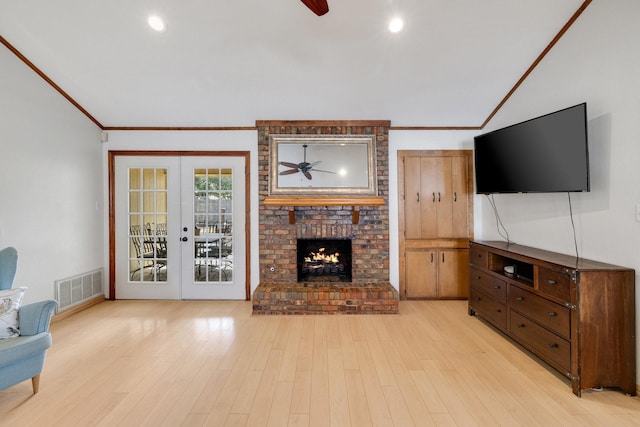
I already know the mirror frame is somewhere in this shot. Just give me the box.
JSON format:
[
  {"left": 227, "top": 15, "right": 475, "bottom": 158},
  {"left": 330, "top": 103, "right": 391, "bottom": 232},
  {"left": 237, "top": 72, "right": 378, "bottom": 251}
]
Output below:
[{"left": 269, "top": 134, "right": 377, "bottom": 196}]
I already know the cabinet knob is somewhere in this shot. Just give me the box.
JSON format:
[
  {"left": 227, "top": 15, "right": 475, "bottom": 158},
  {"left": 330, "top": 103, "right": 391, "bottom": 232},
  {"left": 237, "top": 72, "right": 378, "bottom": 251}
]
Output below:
[
  {"left": 548, "top": 343, "right": 559, "bottom": 348},
  {"left": 548, "top": 280, "right": 557, "bottom": 285},
  {"left": 547, "top": 311, "right": 557, "bottom": 317},
  {"left": 517, "top": 323, "right": 525, "bottom": 328},
  {"left": 493, "top": 285, "right": 500, "bottom": 289},
  {"left": 516, "top": 297, "right": 524, "bottom": 301},
  {"left": 495, "top": 309, "right": 501, "bottom": 313}
]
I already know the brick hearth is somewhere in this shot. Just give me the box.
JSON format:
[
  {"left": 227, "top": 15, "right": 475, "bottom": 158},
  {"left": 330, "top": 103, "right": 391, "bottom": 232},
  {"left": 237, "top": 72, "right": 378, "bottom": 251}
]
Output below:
[
  {"left": 252, "top": 282, "right": 398, "bottom": 315},
  {"left": 253, "top": 120, "right": 398, "bottom": 315}
]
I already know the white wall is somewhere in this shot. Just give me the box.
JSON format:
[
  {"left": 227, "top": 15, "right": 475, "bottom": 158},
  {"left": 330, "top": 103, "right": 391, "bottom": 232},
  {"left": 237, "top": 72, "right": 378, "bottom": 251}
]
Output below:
[
  {"left": 477, "top": 0, "right": 640, "bottom": 267},
  {"left": 474, "top": 0, "right": 640, "bottom": 382},
  {"left": 0, "top": 47, "right": 104, "bottom": 304}
]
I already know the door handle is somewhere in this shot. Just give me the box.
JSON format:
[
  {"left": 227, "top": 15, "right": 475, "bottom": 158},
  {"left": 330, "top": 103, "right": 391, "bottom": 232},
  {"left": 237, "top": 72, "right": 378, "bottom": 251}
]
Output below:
[{"left": 417, "top": 192, "right": 420, "bottom": 202}]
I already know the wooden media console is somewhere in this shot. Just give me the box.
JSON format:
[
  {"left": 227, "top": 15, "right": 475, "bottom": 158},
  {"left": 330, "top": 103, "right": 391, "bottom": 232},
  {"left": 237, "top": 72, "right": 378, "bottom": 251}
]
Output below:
[{"left": 468, "top": 240, "right": 636, "bottom": 396}]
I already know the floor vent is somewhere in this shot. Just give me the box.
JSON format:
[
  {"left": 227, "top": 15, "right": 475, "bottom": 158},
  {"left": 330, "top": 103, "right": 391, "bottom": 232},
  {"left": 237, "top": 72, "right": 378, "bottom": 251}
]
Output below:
[{"left": 54, "top": 268, "right": 104, "bottom": 313}]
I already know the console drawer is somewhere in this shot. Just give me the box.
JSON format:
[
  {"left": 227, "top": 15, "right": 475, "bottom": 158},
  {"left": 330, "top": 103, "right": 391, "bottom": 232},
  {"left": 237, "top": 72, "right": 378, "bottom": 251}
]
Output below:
[
  {"left": 470, "top": 288, "right": 507, "bottom": 330},
  {"left": 510, "top": 310, "right": 571, "bottom": 373},
  {"left": 538, "top": 267, "right": 571, "bottom": 301},
  {"left": 470, "top": 267, "right": 507, "bottom": 304},
  {"left": 469, "top": 244, "right": 488, "bottom": 269},
  {"left": 509, "top": 285, "right": 570, "bottom": 339}
]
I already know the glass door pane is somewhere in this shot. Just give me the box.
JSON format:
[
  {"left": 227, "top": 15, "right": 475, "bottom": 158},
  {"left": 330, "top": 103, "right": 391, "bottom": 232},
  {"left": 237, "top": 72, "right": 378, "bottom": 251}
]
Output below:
[
  {"left": 193, "top": 168, "right": 233, "bottom": 283},
  {"left": 128, "top": 167, "right": 168, "bottom": 282},
  {"left": 116, "top": 156, "right": 180, "bottom": 300},
  {"left": 181, "top": 156, "right": 245, "bottom": 300}
]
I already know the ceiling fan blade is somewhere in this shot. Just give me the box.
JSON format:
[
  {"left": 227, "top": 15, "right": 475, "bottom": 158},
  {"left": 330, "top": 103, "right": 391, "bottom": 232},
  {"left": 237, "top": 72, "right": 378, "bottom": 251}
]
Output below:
[
  {"left": 301, "top": 0, "right": 329, "bottom": 16},
  {"left": 311, "top": 169, "right": 336, "bottom": 174},
  {"left": 279, "top": 169, "right": 300, "bottom": 176},
  {"left": 279, "top": 161, "right": 301, "bottom": 169},
  {"left": 303, "top": 171, "right": 313, "bottom": 180}
]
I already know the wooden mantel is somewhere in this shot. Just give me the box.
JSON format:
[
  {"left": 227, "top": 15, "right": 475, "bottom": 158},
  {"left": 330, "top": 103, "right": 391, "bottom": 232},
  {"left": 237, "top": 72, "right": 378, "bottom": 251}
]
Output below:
[{"left": 263, "top": 195, "right": 385, "bottom": 224}]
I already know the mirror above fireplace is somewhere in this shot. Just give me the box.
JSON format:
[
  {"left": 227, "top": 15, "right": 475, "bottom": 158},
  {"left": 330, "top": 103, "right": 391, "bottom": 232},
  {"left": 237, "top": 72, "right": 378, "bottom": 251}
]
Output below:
[{"left": 269, "top": 134, "right": 377, "bottom": 196}]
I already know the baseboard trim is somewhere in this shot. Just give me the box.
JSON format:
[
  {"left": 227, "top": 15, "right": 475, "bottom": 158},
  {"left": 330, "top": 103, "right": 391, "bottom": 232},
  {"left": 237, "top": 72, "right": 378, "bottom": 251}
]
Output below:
[{"left": 52, "top": 295, "right": 105, "bottom": 322}]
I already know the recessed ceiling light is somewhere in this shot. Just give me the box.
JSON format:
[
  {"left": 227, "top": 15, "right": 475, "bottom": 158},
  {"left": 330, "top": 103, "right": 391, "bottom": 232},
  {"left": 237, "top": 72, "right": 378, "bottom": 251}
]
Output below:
[
  {"left": 389, "top": 17, "right": 404, "bottom": 33},
  {"left": 148, "top": 15, "right": 167, "bottom": 33}
]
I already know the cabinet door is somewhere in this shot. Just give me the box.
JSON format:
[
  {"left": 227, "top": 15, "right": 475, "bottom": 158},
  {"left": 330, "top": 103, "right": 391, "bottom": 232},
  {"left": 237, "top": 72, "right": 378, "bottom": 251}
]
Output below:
[
  {"left": 405, "top": 248, "right": 438, "bottom": 298},
  {"left": 451, "top": 156, "right": 469, "bottom": 238},
  {"left": 404, "top": 157, "right": 423, "bottom": 239},
  {"left": 438, "top": 249, "right": 469, "bottom": 298},
  {"left": 420, "top": 157, "right": 439, "bottom": 238},
  {"left": 435, "top": 157, "right": 454, "bottom": 238}
]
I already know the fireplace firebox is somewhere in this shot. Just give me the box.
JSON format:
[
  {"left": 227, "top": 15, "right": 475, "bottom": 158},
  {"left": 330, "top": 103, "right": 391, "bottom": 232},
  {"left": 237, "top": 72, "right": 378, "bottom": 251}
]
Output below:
[{"left": 297, "top": 238, "right": 352, "bottom": 282}]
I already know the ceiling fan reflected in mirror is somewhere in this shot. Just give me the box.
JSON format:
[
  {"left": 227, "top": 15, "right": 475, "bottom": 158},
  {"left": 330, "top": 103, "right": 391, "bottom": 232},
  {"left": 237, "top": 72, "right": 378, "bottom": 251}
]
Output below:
[
  {"left": 301, "top": 0, "right": 329, "bottom": 16},
  {"left": 279, "top": 144, "right": 336, "bottom": 180}
]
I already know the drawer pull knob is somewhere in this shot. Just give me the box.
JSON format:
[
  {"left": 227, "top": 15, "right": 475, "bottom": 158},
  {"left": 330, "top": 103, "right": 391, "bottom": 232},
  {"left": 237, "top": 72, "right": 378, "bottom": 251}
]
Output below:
[
  {"left": 517, "top": 323, "right": 525, "bottom": 328},
  {"left": 516, "top": 297, "right": 524, "bottom": 301},
  {"left": 548, "top": 343, "right": 559, "bottom": 348},
  {"left": 547, "top": 311, "right": 557, "bottom": 317},
  {"left": 548, "top": 280, "right": 557, "bottom": 285},
  {"left": 475, "top": 297, "right": 482, "bottom": 301},
  {"left": 493, "top": 285, "right": 500, "bottom": 289},
  {"left": 495, "top": 309, "right": 501, "bottom": 313}
]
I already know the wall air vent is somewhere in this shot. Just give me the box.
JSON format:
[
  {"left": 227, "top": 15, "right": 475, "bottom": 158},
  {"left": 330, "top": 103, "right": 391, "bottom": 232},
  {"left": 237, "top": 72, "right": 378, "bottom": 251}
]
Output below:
[{"left": 54, "top": 268, "right": 104, "bottom": 313}]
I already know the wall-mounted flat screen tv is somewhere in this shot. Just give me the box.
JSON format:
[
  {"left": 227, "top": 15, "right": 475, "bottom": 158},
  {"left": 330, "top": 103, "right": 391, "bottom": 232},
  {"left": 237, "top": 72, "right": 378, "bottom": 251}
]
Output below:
[{"left": 474, "top": 103, "right": 590, "bottom": 194}]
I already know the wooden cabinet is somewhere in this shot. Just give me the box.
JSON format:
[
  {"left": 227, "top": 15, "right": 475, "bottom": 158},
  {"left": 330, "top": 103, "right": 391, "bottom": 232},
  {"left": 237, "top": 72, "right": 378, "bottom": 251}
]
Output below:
[
  {"left": 468, "top": 240, "right": 636, "bottom": 397},
  {"left": 399, "top": 150, "right": 473, "bottom": 299},
  {"left": 406, "top": 246, "right": 469, "bottom": 299},
  {"left": 404, "top": 155, "right": 469, "bottom": 239}
]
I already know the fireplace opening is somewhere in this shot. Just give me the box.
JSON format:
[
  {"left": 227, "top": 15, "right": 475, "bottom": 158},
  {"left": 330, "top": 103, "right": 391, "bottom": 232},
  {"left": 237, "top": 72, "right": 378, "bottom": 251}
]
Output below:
[{"left": 297, "top": 238, "right": 352, "bottom": 282}]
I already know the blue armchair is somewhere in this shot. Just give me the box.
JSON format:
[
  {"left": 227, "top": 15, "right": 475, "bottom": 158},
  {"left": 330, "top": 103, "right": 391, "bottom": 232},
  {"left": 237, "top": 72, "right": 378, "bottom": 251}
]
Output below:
[{"left": 0, "top": 246, "right": 57, "bottom": 393}]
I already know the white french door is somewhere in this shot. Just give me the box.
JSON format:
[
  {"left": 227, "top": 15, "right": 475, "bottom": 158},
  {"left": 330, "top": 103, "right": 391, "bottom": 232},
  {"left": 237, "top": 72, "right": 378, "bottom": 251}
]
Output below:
[{"left": 114, "top": 155, "right": 246, "bottom": 300}]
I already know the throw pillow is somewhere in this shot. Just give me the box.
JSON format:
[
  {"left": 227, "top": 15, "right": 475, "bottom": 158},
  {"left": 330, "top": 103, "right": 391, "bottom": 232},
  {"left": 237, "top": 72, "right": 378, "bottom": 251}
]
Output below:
[{"left": 0, "top": 287, "right": 27, "bottom": 339}]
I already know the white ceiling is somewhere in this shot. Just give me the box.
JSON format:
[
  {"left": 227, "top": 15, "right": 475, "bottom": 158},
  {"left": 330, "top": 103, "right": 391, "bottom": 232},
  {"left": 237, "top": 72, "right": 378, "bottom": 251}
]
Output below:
[{"left": 0, "top": 0, "right": 586, "bottom": 128}]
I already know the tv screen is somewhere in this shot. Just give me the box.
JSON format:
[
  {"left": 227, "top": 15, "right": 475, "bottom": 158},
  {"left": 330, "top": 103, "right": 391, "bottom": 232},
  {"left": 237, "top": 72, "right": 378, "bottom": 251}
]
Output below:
[{"left": 474, "top": 103, "right": 590, "bottom": 194}]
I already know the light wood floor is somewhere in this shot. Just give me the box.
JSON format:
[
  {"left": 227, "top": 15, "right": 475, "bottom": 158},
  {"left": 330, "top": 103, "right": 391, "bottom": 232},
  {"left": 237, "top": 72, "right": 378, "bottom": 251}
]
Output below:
[{"left": 1, "top": 300, "right": 639, "bottom": 426}]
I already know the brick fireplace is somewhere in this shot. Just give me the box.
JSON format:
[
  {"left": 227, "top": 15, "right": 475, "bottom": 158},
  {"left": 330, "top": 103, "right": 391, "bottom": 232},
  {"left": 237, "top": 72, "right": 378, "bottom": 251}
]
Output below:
[{"left": 252, "top": 120, "right": 399, "bottom": 314}]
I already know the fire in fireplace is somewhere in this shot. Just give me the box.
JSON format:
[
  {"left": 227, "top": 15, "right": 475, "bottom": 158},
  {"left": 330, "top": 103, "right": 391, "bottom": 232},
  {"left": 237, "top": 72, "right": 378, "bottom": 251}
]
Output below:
[{"left": 297, "top": 238, "right": 352, "bottom": 282}]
